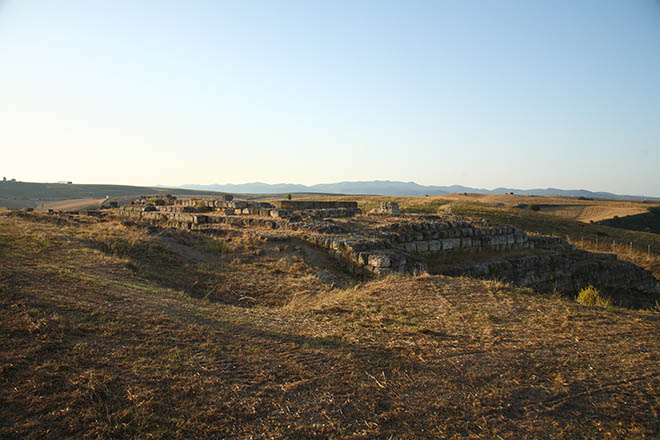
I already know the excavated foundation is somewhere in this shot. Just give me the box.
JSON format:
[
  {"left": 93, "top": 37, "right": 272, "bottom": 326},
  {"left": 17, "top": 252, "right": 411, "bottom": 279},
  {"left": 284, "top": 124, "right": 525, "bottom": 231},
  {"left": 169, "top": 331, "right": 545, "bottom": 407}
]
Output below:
[{"left": 116, "top": 196, "right": 660, "bottom": 308}]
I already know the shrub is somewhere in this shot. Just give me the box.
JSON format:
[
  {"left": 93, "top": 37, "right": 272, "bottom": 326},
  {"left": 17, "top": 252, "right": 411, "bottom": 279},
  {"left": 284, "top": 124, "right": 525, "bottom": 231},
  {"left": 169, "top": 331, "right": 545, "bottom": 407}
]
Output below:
[
  {"left": 527, "top": 204, "right": 540, "bottom": 212},
  {"left": 576, "top": 285, "right": 612, "bottom": 308}
]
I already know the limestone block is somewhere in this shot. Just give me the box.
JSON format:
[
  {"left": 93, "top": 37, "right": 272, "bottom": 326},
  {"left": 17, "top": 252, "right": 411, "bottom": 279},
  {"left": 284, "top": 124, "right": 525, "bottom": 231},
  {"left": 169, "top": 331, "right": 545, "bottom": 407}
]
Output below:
[
  {"left": 368, "top": 254, "right": 391, "bottom": 268},
  {"left": 460, "top": 238, "right": 472, "bottom": 249},
  {"left": 331, "top": 240, "right": 346, "bottom": 251},
  {"left": 376, "top": 267, "right": 393, "bottom": 276},
  {"left": 440, "top": 238, "right": 457, "bottom": 250},
  {"left": 404, "top": 242, "right": 417, "bottom": 252},
  {"left": 389, "top": 254, "right": 406, "bottom": 268},
  {"left": 428, "top": 240, "right": 442, "bottom": 252},
  {"left": 415, "top": 241, "right": 429, "bottom": 253}
]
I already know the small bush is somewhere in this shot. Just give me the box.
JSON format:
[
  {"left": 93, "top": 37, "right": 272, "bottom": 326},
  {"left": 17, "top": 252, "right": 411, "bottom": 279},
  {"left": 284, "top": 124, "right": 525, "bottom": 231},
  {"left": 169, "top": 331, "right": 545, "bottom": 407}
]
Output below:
[
  {"left": 576, "top": 285, "right": 612, "bottom": 308},
  {"left": 527, "top": 204, "right": 540, "bottom": 212}
]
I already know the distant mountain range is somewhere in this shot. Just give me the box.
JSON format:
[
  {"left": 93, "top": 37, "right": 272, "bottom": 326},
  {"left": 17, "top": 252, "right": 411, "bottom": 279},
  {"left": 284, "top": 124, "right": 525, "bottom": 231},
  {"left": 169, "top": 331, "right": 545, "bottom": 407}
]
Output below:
[{"left": 158, "top": 181, "right": 660, "bottom": 200}]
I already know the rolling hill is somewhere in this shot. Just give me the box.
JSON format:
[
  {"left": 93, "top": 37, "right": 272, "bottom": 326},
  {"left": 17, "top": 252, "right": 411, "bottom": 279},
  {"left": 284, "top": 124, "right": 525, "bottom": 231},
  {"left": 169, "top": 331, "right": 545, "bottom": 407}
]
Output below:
[
  {"left": 0, "top": 181, "right": 226, "bottom": 209},
  {"left": 165, "top": 181, "right": 660, "bottom": 200}
]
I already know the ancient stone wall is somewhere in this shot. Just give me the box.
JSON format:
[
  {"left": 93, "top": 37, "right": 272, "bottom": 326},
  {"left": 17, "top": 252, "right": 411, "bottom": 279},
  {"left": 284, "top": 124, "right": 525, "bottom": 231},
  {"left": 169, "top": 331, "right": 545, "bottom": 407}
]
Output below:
[
  {"left": 435, "top": 250, "right": 659, "bottom": 308},
  {"left": 276, "top": 200, "right": 358, "bottom": 210},
  {"left": 375, "top": 218, "right": 531, "bottom": 253},
  {"left": 370, "top": 201, "right": 400, "bottom": 215},
  {"left": 116, "top": 204, "right": 659, "bottom": 306}
]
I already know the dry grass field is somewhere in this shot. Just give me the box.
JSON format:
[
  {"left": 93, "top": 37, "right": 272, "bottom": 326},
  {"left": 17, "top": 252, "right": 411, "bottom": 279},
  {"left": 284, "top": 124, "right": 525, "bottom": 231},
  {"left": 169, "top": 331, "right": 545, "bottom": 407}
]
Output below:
[
  {"left": 2, "top": 209, "right": 660, "bottom": 439},
  {"left": 40, "top": 198, "right": 108, "bottom": 211},
  {"left": 534, "top": 204, "right": 648, "bottom": 223},
  {"left": 418, "top": 193, "right": 651, "bottom": 223}
]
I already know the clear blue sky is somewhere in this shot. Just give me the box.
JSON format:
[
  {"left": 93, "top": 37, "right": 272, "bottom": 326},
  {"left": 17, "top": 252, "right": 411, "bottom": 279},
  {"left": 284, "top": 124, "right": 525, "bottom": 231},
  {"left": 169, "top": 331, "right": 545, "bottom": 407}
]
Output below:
[{"left": 1, "top": 1, "right": 659, "bottom": 195}]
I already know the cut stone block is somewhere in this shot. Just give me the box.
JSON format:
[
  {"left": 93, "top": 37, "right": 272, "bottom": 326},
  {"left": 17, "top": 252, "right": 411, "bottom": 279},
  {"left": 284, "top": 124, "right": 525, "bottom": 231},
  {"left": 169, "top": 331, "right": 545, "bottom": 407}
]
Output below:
[
  {"left": 415, "top": 241, "right": 429, "bottom": 253},
  {"left": 428, "top": 240, "right": 441, "bottom": 252},
  {"left": 368, "top": 254, "right": 391, "bottom": 268}
]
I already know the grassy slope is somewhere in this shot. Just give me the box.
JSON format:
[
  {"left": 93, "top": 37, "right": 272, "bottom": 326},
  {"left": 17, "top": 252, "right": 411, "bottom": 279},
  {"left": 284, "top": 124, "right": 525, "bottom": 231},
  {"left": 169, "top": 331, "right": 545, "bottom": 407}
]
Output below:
[
  {"left": 0, "top": 181, "right": 226, "bottom": 205},
  {"left": 1, "top": 212, "right": 660, "bottom": 438},
  {"left": 598, "top": 207, "right": 660, "bottom": 235}
]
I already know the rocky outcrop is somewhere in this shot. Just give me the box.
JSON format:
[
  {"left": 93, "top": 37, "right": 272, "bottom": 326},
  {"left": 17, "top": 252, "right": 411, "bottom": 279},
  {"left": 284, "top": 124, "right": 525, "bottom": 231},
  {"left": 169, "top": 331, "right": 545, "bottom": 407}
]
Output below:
[{"left": 369, "top": 202, "right": 400, "bottom": 215}]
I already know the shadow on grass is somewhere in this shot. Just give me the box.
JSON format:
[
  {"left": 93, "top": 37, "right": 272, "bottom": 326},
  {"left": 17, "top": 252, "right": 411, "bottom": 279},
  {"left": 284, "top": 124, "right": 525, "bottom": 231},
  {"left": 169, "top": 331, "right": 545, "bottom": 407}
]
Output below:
[{"left": 88, "top": 236, "right": 221, "bottom": 301}]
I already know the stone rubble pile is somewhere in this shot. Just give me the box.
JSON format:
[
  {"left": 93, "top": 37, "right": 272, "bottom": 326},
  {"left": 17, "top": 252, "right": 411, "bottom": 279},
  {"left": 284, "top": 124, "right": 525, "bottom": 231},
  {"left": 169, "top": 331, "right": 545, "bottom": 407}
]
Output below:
[
  {"left": 120, "top": 196, "right": 362, "bottom": 221},
  {"left": 369, "top": 201, "right": 400, "bottom": 215}
]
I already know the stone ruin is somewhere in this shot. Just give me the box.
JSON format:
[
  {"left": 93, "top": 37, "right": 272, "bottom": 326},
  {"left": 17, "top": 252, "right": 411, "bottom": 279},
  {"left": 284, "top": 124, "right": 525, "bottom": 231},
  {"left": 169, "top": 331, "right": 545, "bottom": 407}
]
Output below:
[
  {"left": 115, "top": 194, "right": 660, "bottom": 308},
  {"left": 119, "top": 195, "right": 362, "bottom": 226},
  {"left": 370, "top": 201, "right": 400, "bottom": 215}
]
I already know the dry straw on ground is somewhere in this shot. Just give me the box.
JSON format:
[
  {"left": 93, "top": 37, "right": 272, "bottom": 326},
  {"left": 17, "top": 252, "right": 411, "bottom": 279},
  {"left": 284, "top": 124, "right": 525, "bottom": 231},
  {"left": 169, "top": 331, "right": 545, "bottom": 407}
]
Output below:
[{"left": 1, "top": 210, "right": 659, "bottom": 439}]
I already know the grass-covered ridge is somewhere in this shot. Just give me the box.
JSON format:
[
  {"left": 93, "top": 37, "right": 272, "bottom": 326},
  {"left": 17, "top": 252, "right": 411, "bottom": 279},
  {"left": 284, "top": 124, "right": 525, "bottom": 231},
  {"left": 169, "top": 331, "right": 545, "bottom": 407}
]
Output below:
[
  {"left": 0, "top": 180, "right": 230, "bottom": 200},
  {"left": 598, "top": 206, "right": 660, "bottom": 235}
]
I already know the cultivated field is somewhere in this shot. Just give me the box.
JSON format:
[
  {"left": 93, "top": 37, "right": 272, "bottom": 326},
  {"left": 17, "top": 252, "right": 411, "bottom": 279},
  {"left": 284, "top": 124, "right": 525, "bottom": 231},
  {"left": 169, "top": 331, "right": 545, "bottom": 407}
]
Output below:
[
  {"left": 432, "top": 193, "right": 652, "bottom": 223},
  {"left": 1, "top": 207, "right": 660, "bottom": 439}
]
